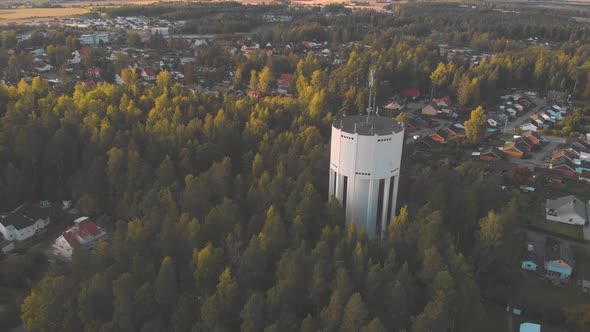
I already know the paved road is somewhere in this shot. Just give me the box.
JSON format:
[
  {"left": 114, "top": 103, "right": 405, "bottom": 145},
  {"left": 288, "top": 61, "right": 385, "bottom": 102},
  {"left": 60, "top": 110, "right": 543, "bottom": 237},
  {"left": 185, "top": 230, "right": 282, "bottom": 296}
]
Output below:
[
  {"left": 508, "top": 135, "right": 566, "bottom": 169},
  {"left": 503, "top": 96, "right": 548, "bottom": 134}
]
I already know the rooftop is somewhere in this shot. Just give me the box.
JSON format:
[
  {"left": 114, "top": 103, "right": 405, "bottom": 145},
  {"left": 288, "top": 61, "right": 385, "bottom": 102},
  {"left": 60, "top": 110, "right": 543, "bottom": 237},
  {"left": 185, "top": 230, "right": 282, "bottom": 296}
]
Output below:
[
  {"left": 0, "top": 203, "right": 51, "bottom": 230},
  {"left": 546, "top": 195, "right": 589, "bottom": 223},
  {"left": 333, "top": 115, "right": 403, "bottom": 136},
  {"left": 544, "top": 237, "right": 575, "bottom": 267},
  {"left": 62, "top": 221, "right": 105, "bottom": 247}
]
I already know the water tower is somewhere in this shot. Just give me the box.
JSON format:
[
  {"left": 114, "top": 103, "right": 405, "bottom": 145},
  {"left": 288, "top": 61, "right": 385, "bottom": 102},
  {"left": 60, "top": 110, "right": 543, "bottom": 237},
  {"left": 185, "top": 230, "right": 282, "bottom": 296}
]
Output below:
[{"left": 329, "top": 71, "right": 404, "bottom": 238}]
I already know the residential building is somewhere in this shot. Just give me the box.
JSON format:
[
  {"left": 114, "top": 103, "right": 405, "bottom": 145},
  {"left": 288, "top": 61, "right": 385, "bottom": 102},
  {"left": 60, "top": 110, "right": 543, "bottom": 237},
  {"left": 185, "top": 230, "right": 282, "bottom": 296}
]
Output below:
[
  {"left": 435, "top": 96, "right": 452, "bottom": 108},
  {"left": 500, "top": 140, "right": 527, "bottom": 159},
  {"left": 79, "top": 33, "right": 110, "bottom": 45},
  {"left": 430, "top": 129, "right": 452, "bottom": 142},
  {"left": 544, "top": 237, "right": 574, "bottom": 280},
  {"left": 402, "top": 88, "right": 420, "bottom": 100},
  {"left": 384, "top": 95, "right": 405, "bottom": 111},
  {"left": 522, "top": 131, "right": 542, "bottom": 145},
  {"left": 87, "top": 66, "right": 102, "bottom": 78},
  {"left": 277, "top": 73, "right": 292, "bottom": 94},
  {"left": 50, "top": 217, "right": 107, "bottom": 261},
  {"left": 479, "top": 147, "right": 503, "bottom": 161},
  {"left": 545, "top": 195, "right": 589, "bottom": 225},
  {"left": 141, "top": 68, "right": 156, "bottom": 81},
  {"left": 0, "top": 202, "right": 51, "bottom": 242},
  {"left": 1, "top": 240, "right": 14, "bottom": 254},
  {"left": 421, "top": 104, "right": 437, "bottom": 116},
  {"left": 520, "top": 121, "right": 540, "bottom": 132}
]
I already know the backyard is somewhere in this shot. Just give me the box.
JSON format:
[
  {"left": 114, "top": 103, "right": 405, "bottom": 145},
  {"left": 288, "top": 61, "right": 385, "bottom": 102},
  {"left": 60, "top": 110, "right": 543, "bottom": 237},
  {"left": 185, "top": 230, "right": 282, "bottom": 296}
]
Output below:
[{"left": 529, "top": 217, "right": 585, "bottom": 242}]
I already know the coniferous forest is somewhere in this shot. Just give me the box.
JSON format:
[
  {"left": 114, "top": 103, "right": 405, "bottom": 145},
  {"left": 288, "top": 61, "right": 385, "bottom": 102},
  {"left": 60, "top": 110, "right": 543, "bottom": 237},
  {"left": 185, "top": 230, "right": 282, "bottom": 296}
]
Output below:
[{"left": 0, "top": 2, "right": 590, "bottom": 331}]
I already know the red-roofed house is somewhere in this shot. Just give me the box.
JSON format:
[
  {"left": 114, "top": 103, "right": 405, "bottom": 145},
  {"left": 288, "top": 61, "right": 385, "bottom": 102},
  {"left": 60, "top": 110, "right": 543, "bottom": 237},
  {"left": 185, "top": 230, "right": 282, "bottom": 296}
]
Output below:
[
  {"left": 403, "top": 88, "right": 420, "bottom": 100},
  {"left": 142, "top": 68, "right": 156, "bottom": 81},
  {"left": 436, "top": 96, "right": 452, "bottom": 108},
  {"left": 50, "top": 217, "right": 107, "bottom": 261},
  {"left": 87, "top": 66, "right": 102, "bottom": 78},
  {"left": 277, "top": 73, "right": 292, "bottom": 94}
]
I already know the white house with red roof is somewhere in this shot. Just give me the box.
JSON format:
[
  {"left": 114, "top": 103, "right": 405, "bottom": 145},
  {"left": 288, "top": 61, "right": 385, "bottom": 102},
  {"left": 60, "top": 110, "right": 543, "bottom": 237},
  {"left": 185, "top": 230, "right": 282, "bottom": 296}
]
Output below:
[
  {"left": 50, "top": 217, "right": 107, "bottom": 261},
  {"left": 141, "top": 68, "right": 156, "bottom": 81},
  {"left": 87, "top": 66, "right": 102, "bottom": 78},
  {"left": 277, "top": 73, "right": 292, "bottom": 94}
]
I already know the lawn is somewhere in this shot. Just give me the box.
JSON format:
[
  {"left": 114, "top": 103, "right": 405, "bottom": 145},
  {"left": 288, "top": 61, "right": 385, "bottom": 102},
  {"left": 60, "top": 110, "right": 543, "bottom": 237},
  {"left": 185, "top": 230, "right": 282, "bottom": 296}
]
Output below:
[
  {"left": 572, "top": 246, "right": 590, "bottom": 280},
  {"left": 520, "top": 275, "right": 590, "bottom": 310},
  {"left": 0, "top": 8, "right": 88, "bottom": 24},
  {"left": 529, "top": 217, "right": 585, "bottom": 242},
  {"left": 480, "top": 302, "right": 516, "bottom": 332}
]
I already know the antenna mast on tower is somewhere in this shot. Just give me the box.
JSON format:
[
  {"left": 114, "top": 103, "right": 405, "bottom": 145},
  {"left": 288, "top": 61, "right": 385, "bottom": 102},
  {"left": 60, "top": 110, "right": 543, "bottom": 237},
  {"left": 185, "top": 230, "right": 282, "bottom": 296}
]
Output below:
[{"left": 367, "top": 69, "right": 375, "bottom": 115}]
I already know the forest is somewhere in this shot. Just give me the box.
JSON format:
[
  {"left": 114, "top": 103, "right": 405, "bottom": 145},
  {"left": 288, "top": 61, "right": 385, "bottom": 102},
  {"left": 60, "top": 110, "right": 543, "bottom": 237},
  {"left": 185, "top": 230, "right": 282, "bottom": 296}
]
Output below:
[
  {"left": 0, "top": 1, "right": 590, "bottom": 331},
  {"left": 0, "top": 70, "right": 528, "bottom": 332}
]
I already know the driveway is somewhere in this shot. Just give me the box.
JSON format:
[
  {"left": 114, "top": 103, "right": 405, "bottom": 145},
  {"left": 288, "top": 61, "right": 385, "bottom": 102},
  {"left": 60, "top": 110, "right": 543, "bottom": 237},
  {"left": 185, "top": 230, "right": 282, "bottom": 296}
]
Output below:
[
  {"left": 526, "top": 228, "right": 589, "bottom": 252},
  {"left": 508, "top": 135, "right": 565, "bottom": 169}
]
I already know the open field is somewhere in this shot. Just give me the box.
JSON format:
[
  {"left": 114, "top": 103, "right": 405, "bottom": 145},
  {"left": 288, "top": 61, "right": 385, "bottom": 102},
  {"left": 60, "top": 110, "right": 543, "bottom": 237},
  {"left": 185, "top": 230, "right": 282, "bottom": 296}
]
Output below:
[{"left": 0, "top": 8, "right": 89, "bottom": 23}]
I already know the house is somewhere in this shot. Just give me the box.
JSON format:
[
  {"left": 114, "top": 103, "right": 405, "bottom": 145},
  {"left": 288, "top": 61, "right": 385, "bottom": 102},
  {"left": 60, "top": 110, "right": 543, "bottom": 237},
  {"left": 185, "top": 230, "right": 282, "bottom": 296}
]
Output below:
[
  {"left": 0, "top": 202, "right": 51, "bottom": 242},
  {"left": 545, "top": 195, "right": 589, "bottom": 225},
  {"left": 521, "top": 243, "right": 541, "bottom": 272},
  {"left": 544, "top": 237, "right": 574, "bottom": 280},
  {"left": 248, "top": 90, "right": 266, "bottom": 99},
  {"left": 521, "top": 120, "right": 540, "bottom": 132},
  {"left": 31, "top": 48, "right": 46, "bottom": 56},
  {"left": 68, "top": 51, "right": 81, "bottom": 64},
  {"left": 34, "top": 63, "right": 53, "bottom": 73},
  {"left": 435, "top": 96, "right": 452, "bottom": 108},
  {"left": 1, "top": 239, "right": 14, "bottom": 254},
  {"left": 384, "top": 95, "right": 405, "bottom": 111},
  {"left": 79, "top": 33, "right": 110, "bottom": 45},
  {"left": 87, "top": 66, "right": 102, "bottom": 78},
  {"left": 500, "top": 140, "right": 527, "bottom": 159},
  {"left": 547, "top": 108, "right": 563, "bottom": 120},
  {"left": 430, "top": 129, "right": 452, "bottom": 142},
  {"left": 516, "top": 137, "right": 534, "bottom": 152},
  {"left": 518, "top": 98, "right": 531, "bottom": 108},
  {"left": 402, "top": 88, "right": 420, "bottom": 100},
  {"left": 538, "top": 111, "right": 556, "bottom": 123},
  {"left": 487, "top": 118, "right": 498, "bottom": 127},
  {"left": 277, "top": 73, "right": 292, "bottom": 95},
  {"left": 530, "top": 114, "right": 545, "bottom": 127},
  {"left": 50, "top": 217, "right": 107, "bottom": 261},
  {"left": 522, "top": 131, "right": 542, "bottom": 145},
  {"left": 550, "top": 157, "right": 580, "bottom": 177},
  {"left": 520, "top": 323, "right": 541, "bottom": 332},
  {"left": 447, "top": 123, "right": 466, "bottom": 137},
  {"left": 421, "top": 104, "right": 438, "bottom": 116},
  {"left": 141, "top": 68, "right": 156, "bottom": 81},
  {"left": 568, "top": 139, "right": 590, "bottom": 161},
  {"left": 505, "top": 107, "right": 517, "bottom": 117},
  {"left": 479, "top": 147, "right": 503, "bottom": 161},
  {"left": 513, "top": 103, "right": 524, "bottom": 112}
]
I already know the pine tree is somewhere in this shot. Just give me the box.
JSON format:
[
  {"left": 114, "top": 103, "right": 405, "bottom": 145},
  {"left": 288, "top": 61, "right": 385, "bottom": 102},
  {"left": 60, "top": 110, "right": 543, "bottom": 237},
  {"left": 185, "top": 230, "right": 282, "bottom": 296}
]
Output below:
[{"left": 155, "top": 256, "right": 178, "bottom": 310}]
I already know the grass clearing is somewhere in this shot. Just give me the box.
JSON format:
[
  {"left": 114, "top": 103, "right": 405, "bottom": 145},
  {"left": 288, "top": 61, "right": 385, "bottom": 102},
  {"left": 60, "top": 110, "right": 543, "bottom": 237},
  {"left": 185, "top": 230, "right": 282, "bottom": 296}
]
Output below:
[
  {"left": 572, "top": 246, "right": 590, "bottom": 280},
  {"left": 529, "top": 217, "right": 585, "bottom": 242},
  {"left": 520, "top": 274, "right": 590, "bottom": 310},
  {"left": 0, "top": 8, "right": 89, "bottom": 24},
  {"left": 480, "top": 302, "right": 515, "bottom": 332}
]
